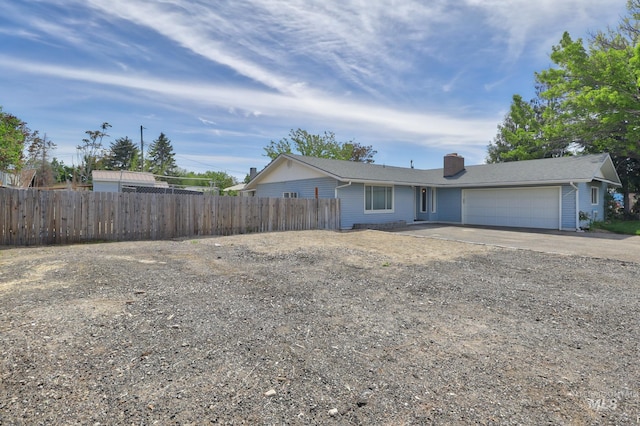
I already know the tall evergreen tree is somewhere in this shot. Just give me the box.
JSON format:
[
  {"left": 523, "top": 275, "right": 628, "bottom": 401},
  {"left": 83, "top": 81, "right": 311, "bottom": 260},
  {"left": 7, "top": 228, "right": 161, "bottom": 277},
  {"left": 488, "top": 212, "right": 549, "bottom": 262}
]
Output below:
[
  {"left": 105, "top": 137, "right": 139, "bottom": 171},
  {"left": 487, "top": 91, "right": 570, "bottom": 163},
  {"left": 146, "top": 132, "right": 177, "bottom": 177}
]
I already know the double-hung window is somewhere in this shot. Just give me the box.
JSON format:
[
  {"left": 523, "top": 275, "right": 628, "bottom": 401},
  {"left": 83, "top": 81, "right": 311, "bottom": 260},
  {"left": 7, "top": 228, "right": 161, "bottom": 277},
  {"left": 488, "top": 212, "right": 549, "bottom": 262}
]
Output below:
[
  {"left": 591, "top": 186, "right": 599, "bottom": 205},
  {"left": 365, "top": 185, "right": 393, "bottom": 212}
]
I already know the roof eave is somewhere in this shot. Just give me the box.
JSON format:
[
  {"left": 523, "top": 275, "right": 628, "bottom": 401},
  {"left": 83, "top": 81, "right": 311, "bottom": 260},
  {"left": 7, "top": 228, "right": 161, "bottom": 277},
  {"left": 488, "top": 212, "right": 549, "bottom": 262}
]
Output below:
[
  {"left": 337, "top": 178, "right": 425, "bottom": 186},
  {"left": 285, "top": 155, "right": 347, "bottom": 180},
  {"left": 244, "top": 155, "right": 289, "bottom": 190},
  {"left": 95, "top": 178, "right": 155, "bottom": 184},
  {"left": 431, "top": 179, "right": 592, "bottom": 188},
  {"left": 594, "top": 178, "right": 622, "bottom": 187}
]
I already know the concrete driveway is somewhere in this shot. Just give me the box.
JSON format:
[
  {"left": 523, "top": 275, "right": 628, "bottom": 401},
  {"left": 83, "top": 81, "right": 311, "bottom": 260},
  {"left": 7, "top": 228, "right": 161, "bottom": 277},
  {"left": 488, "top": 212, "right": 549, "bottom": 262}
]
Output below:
[{"left": 391, "top": 224, "right": 640, "bottom": 263}]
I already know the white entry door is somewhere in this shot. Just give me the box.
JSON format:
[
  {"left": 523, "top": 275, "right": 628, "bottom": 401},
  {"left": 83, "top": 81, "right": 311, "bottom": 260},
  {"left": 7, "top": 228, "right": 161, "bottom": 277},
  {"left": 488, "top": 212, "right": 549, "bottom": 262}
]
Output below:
[{"left": 462, "top": 187, "right": 561, "bottom": 229}]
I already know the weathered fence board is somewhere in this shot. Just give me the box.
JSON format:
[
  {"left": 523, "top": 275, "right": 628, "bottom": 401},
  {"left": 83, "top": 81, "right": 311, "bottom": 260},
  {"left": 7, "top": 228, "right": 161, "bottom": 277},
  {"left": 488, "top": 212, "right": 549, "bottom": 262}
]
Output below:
[{"left": 0, "top": 188, "right": 340, "bottom": 246}]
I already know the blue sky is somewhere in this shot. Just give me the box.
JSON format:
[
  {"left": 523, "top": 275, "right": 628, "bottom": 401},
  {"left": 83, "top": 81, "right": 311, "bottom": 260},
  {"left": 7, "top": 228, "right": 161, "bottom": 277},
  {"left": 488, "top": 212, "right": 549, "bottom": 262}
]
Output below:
[{"left": 0, "top": 0, "right": 628, "bottom": 181}]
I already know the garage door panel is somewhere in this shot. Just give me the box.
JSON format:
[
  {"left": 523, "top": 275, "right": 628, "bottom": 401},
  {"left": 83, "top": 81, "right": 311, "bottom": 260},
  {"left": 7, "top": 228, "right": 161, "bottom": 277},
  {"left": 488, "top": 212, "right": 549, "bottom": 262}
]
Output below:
[{"left": 463, "top": 187, "right": 560, "bottom": 229}]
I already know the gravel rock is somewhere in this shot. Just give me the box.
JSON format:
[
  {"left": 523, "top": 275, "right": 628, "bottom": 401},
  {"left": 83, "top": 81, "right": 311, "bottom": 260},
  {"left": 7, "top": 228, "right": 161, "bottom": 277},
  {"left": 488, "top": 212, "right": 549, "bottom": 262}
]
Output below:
[{"left": 1, "top": 230, "right": 639, "bottom": 424}]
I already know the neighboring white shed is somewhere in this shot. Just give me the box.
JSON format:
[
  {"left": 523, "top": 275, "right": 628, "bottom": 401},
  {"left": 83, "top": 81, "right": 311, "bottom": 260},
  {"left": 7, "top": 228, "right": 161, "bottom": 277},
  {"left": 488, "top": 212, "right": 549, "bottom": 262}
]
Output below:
[{"left": 92, "top": 170, "right": 169, "bottom": 192}]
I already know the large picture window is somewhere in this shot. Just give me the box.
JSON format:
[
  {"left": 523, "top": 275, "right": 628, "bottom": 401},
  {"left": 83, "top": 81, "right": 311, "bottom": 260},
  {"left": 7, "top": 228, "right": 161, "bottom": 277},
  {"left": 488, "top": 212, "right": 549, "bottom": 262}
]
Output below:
[{"left": 365, "top": 185, "right": 393, "bottom": 212}]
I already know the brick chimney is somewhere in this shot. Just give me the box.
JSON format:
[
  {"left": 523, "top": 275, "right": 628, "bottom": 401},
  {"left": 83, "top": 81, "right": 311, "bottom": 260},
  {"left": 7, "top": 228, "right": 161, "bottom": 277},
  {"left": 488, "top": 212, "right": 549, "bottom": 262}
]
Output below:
[
  {"left": 249, "top": 167, "right": 257, "bottom": 180},
  {"left": 443, "top": 153, "right": 464, "bottom": 177}
]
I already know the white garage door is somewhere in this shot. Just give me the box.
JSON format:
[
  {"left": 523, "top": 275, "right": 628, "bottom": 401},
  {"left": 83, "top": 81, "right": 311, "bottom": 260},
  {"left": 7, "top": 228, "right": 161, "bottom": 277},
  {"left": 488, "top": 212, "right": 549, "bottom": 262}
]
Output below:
[{"left": 462, "top": 187, "right": 560, "bottom": 229}]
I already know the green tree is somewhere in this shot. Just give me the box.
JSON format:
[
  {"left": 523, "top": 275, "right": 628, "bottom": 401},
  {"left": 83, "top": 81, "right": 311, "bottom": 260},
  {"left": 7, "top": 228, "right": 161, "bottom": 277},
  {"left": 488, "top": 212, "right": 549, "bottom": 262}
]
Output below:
[
  {"left": 174, "top": 169, "right": 236, "bottom": 192},
  {"left": 341, "top": 142, "right": 377, "bottom": 163},
  {"left": 146, "top": 132, "right": 177, "bottom": 177},
  {"left": 535, "top": 26, "right": 640, "bottom": 213},
  {"left": 105, "top": 136, "right": 139, "bottom": 171},
  {"left": 77, "top": 122, "right": 111, "bottom": 182},
  {"left": 0, "top": 106, "right": 31, "bottom": 171},
  {"left": 487, "top": 93, "right": 570, "bottom": 163},
  {"left": 50, "top": 158, "right": 75, "bottom": 183},
  {"left": 489, "top": 1, "right": 640, "bottom": 213},
  {"left": 264, "top": 128, "right": 376, "bottom": 163}
]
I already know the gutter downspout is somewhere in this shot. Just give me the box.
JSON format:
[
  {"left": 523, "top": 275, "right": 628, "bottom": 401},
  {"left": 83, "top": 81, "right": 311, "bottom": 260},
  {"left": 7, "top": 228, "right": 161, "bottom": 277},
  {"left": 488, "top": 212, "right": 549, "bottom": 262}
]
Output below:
[
  {"left": 570, "top": 182, "right": 580, "bottom": 231},
  {"left": 335, "top": 181, "right": 352, "bottom": 198}
]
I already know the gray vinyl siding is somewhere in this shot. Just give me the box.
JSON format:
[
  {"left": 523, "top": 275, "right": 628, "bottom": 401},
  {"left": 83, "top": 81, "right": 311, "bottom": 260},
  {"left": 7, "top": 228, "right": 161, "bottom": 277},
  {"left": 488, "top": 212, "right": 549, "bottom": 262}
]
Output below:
[
  {"left": 435, "top": 188, "right": 462, "bottom": 223},
  {"left": 338, "top": 183, "right": 416, "bottom": 229},
  {"left": 561, "top": 184, "right": 577, "bottom": 230},
  {"left": 393, "top": 186, "right": 416, "bottom": 224},
  {"left": 255, "top": 177, "right": 339, "bottom": 199},
  {"left": 336, "top": 183, "right": 363, "bottom": 228}
]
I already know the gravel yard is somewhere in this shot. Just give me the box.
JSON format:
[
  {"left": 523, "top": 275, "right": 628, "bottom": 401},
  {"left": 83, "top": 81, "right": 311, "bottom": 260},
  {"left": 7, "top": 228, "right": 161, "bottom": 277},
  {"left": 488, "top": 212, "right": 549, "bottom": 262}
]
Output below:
[{"left": 1, "top": 230, "right": 639, "bottom": 424}]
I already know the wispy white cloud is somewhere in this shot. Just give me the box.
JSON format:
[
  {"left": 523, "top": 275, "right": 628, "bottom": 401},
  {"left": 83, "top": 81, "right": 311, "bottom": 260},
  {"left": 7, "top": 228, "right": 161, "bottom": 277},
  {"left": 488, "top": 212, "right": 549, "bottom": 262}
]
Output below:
[
  {"left": 0, "top": 56, "right": 497, "bottom": 148},
  {"left": 465, "top": 0, "right": 625, "bottom": 62},
  {"left": 1, "top": 0, "right": 627, "bottom": 175},
  {"left": 197, "top": 117, "right": 217, "bottom": 126},
  {"left": 62, "top": 0, "right": 457, "bottom": 98},
  {"left": 0, "top": 27, "right": 41, "bottom": 42},
  {"left": 27, "top": 18, "right": 88, "bottom": 47},
  {"left": 80, "top": 0, "right": 310, "bottom": 95},
  {"left": 19, "top": 0, "right": 622, "bottom": 102}
]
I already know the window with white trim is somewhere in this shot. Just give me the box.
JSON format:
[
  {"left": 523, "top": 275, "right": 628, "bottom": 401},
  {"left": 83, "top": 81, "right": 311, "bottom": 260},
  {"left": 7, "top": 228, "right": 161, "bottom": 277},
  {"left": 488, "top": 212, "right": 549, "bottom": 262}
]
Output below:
[
  {"left": 283, "top": 192, "right": 298, "bottom": 198},
  {"left": 590, "top": 186, "right": 598, "bottom": 205},
  {"left": 364, "top": 185, "right": 393, "bottom": 212}
]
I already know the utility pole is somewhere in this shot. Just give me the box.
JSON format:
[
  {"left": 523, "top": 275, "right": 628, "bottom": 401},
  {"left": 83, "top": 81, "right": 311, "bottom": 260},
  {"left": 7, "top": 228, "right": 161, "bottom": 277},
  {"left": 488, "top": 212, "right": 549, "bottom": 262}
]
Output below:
[
  {"left": 41, "top": 134, "right": 48, "bottom": 188},
  {"left": 140, "top": 125, "right": 146, "bottom": 172}
]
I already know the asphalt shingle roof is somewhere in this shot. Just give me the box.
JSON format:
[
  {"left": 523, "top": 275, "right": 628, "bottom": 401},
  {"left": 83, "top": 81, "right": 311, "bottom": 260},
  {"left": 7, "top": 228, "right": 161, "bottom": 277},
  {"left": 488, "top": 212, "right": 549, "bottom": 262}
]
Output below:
[{"left": 278, "top": 152, "right": 620, "bottom": 187}]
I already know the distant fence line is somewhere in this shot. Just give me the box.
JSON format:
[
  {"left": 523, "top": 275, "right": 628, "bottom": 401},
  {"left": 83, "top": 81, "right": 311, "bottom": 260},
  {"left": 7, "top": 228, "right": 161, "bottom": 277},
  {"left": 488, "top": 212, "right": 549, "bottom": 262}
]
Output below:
[{"left": 0, "top": 188, "right": 340, "bottom": 246}]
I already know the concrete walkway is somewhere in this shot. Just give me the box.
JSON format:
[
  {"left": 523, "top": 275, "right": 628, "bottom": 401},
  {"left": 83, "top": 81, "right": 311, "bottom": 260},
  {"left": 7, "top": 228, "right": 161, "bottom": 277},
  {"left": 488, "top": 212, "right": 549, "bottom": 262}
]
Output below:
[{"left": 391, "top": 223, "right": 640, "bottom": 263}]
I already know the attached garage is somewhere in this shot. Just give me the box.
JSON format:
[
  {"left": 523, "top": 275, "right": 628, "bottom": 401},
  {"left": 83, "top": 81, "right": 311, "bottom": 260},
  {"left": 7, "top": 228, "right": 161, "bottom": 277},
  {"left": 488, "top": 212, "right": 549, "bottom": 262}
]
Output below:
[{"left": 462, "top": 187, "right": 561, "bottom": 229}]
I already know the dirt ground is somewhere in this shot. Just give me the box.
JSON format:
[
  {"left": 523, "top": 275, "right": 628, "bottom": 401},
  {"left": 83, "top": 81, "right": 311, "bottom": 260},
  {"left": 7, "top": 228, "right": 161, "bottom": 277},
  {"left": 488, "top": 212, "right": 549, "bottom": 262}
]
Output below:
[{"left": 1, "top": 230, "right": 639, "bottom": 425}]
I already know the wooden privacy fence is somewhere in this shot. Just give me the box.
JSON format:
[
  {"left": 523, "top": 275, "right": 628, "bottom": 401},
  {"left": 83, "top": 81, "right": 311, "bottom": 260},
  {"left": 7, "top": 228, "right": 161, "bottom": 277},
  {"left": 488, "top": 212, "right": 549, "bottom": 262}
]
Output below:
[{"left": 0, "top": 188, "right": 340, "bottom": 246}]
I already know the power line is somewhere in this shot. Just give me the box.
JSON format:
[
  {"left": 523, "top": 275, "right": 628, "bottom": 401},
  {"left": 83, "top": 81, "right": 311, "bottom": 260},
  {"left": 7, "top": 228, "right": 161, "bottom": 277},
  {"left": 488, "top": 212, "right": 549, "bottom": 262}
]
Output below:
[{"left": 174, "top": 154, "right": 248, "bottom": 175}]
